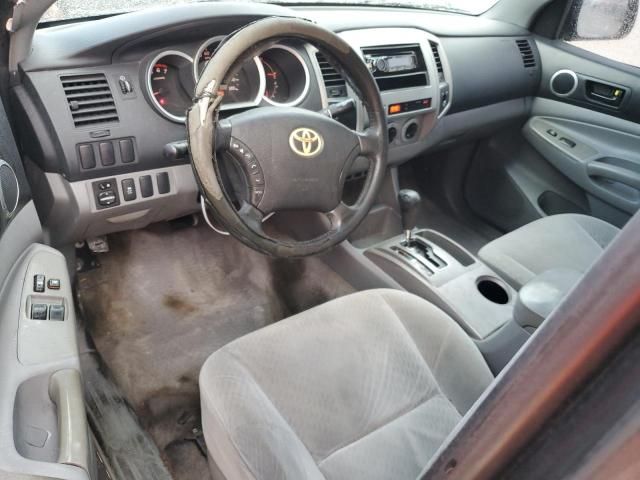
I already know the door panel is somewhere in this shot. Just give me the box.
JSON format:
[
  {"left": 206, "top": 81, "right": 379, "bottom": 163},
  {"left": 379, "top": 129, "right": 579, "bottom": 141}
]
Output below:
[
  {"left": 524, "top": 114, "right": 640, "bottom": 215},
  {"left": 512, "top": 37, "right": 640, "bottom": 227},
  {"left": 0, "top": 96, "right": 91, "bottom": 479}
]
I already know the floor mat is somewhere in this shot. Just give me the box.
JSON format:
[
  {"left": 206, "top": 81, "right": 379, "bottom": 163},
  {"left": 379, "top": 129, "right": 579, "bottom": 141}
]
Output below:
[{"left": 77, "top": 220, "right": 354, "bottom": 479}]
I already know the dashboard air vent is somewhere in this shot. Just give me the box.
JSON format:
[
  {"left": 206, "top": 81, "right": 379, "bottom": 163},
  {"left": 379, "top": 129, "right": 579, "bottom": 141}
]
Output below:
[
  {"left": 430, "top": 41, "right": 445, "bottom": 83},
  {"left": 516, "top": 39, "right": 536, "bottom": 68},
  {"left": 361, "top": 44, "right": 428, "bottom": 92},
  {"left": 315, "top": 52, "right": 347, "bottom": 98},
  {"left": 61, "top": 73, "right": 119, "bottom": 127}
]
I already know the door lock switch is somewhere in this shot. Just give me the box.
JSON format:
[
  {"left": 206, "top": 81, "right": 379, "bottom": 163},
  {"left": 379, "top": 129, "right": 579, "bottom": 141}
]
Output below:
[{"left": 34, "top": 274, "right": 45, "bottom": 293}]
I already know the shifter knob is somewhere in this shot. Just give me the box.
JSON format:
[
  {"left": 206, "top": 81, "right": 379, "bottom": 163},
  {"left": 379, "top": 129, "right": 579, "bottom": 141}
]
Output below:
[{"left": 398, "top": 189, "right": 421, "bottom": 243}]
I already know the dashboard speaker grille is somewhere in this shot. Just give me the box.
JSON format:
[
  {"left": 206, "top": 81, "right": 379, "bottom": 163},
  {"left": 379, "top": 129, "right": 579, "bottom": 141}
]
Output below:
[
  {"left": 315, "top": 52, "right": 347, "bottom": 98},
  {"left": 429, "top": 41, "right": 445, "bottom": 82},
  {"left": 61, "top": 73, "right": 119, "bottom": 127},
  {"left": 516, "top": 39, "right": 536, "bottom": 68},
  {"left": 0, "top": 161, "right": 19, "bottom": 216}
]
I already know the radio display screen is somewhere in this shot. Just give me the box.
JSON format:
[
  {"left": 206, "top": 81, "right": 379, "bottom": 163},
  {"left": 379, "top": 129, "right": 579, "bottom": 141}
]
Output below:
[{"left": 386, "top": 54, "right": 417, "bottom": 72}]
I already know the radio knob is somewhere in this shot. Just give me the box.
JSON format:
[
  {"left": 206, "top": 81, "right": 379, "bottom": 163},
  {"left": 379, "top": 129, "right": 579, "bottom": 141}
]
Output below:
[{"left": 375, "top": 57, "right": 389, "bottom": 72}]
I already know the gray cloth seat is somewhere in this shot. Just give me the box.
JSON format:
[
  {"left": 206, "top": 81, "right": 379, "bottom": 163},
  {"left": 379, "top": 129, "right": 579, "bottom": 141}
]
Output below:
[
  {"left": 199, "top": 289, "right": 494, "bottom": 480},
  {"left": 479, "top": 214, "right": 619, "bottom": 290}
]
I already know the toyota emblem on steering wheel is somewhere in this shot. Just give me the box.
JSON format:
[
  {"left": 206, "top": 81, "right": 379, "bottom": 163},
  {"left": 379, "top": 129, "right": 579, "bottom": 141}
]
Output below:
[{"left": 289, "top": 127, "right": 324, "bottom": 158}]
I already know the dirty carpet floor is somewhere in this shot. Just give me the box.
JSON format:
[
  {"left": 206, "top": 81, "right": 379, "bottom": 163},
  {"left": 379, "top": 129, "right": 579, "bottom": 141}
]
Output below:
[{"left": 77, "top": 221, "right": 355, "bottom": 480}]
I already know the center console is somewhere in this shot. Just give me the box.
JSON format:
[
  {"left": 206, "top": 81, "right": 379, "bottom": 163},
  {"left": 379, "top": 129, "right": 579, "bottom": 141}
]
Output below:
[{"left": 365, "top": 228, "right": 516, "bottom": 340}]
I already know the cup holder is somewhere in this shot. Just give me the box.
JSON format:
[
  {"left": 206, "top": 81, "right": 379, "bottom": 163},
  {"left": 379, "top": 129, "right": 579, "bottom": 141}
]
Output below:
[{"left": 476, "top": 276, "right": 510, "bottom": 305}]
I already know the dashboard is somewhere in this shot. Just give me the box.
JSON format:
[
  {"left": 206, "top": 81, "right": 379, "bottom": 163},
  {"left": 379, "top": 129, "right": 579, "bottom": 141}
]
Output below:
[{"left": 11, "top": 2, "right": 540, "bottom": 245}]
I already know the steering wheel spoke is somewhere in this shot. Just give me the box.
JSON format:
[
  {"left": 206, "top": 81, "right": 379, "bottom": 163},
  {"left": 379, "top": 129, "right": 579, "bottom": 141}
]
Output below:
[
  {"left": 325, "top": 202, "right": 358, "bottom": 231},
  {"left": 237, "top": 202, "right": 266, "bottom": 234},
  {"left": 356, "top": 127, "right": 381, "bottom": 158}
]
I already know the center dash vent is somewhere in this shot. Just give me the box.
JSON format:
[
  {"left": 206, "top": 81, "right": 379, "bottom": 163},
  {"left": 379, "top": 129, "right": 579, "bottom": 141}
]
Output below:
[
  {"left": 315, "top": 52, "right": 347, "bottom": 98},
  {"left": 430, "top": 41, "right": 445, "bottom": 83},
  {"left": 361, "top": 44, "right": 428, "bottom": 92},
  {"left": 61, "top": 73, "right": 119, "bottom": 127},
  {"left": 516, "top": 39, "right": 536, "bottom": 68}
]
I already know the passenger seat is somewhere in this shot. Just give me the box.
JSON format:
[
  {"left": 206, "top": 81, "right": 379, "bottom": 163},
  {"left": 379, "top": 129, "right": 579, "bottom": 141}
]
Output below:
[{"left": 479, "top": 214, "right": 619, "bottom": 290}]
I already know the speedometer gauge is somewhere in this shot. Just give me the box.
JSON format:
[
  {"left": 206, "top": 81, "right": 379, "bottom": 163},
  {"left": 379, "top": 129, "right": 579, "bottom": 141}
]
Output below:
[
  {"left": 194, "top": 37, "right": 264, "bottom": 110},
  {"left": 261, "top": 59, "right": 289, "bottom": 104}
]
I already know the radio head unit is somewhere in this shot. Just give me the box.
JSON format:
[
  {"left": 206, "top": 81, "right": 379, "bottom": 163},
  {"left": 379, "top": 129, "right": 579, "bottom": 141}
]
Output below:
[{"left": 365, "top": 52, "right": 418, "bottom": 74}]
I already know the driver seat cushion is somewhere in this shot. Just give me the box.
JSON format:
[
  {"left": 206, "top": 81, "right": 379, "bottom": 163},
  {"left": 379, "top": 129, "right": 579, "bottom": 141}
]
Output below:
[
  {"left": 199, "top": 289, "right": 493, "bottom": 480},
  {"left": 479, "top": 214, "right": 619, "bottom": 290}
]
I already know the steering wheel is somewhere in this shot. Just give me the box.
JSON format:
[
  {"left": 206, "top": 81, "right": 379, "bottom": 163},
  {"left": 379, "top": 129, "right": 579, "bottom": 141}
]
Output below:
[{"left": 187, "top": 17, "right": 387, "bottom": 257}]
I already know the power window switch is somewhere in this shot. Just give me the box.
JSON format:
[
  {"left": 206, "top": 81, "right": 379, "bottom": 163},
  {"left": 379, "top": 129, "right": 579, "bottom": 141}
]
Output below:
[
  {"left": 49, "top": 305, "right": 65, "bottom": 321},
  {"left": 47, "top": 278, "right": 61, "bottom": 290},
  {"left": 559, "top": 137, "right": 576, "bottom": 148},
  {"left": 31, "top": 304, "right": 48, "bottom": 320},
  {"left": 34, "top": 274, "right": 45, "bottom": 293}
]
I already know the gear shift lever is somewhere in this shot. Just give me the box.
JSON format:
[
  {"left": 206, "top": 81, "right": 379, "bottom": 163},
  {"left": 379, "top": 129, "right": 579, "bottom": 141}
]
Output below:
[{"left": 398, "top": 189, "right": 421, "bottom": 245}]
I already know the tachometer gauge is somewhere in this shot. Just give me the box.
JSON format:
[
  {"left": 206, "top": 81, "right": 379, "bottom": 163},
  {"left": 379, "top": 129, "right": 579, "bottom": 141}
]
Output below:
[{"left": 147, "top": 51, "right": 194, "bottom": 123}]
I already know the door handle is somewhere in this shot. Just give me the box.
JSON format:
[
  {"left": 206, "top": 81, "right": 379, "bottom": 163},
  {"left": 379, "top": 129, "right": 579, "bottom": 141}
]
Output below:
[
  {"left": 49, "top": 369, "right": 89, "bottom": 473},
  {"left": 587, "top": 162, "right": 640, "bottom": 190}
]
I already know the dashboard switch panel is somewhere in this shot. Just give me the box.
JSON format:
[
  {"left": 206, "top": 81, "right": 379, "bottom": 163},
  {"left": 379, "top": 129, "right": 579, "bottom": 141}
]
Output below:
[
  {"left": 99, "top": 142, "right": 115, "bottom": 166},
  {"left": 78, "top": 144, "right": 96, "bottom": 169},
  {"left": 157, "top": 172, "right": 170, "bottom": 194},
  {"left": 92, "top": 178, "right": 120, "bottom": 209},
  {"left": 119, "top": 138, "right": 135, "bottom": 163},
  {"left": 140, "top": 175, "right": 154, "bottom": 198},
  {"left": 122, "top": 178, "right": 137, "bottom": 201}
]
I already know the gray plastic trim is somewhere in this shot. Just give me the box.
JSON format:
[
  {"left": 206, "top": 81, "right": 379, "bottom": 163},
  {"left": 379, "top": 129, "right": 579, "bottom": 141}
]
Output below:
[
  {"left": 34, "top": 164, "right": 200, "bottom": 245},
  {"left": 0, "top": 243, "right": 88, "bottom": 480}
]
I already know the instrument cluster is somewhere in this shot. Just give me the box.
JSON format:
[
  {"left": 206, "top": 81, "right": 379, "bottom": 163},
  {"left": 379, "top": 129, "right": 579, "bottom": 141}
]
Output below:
[{"left": 146, "top": 37, "right": 311, "bottom": 123}]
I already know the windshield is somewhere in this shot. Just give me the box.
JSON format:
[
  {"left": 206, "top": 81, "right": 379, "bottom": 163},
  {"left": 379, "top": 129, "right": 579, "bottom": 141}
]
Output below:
[{"left": 41, "top": 0, "right": 501, "bottom": 22}]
